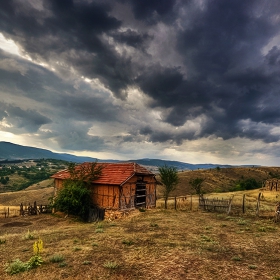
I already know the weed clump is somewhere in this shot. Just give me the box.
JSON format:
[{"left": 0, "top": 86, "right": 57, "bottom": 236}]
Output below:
[
  {"left": 0, "top": 238, "right": 6, "bottom": 244},
  {"left": 231, "top": 256, "right": 242, "bottom": 261},
  {"left": 5, "top": 259, "right": 28, "bottom": 275},
  {"left": 83, "top": 260, "right": 92, "bottom": 265},
  {"left": 122, "top": 239, "right": 134, "bottom": 246},
  {"left": 22, "top": 229, "right": 35, "bottom": 240},
  {"left": 49, "top": 254, "right": 65, "bottom": 263},
  {"left": 103, "top": 261, "right": 119, "bottom": 269},
  {"left": 6, "top": 238, "right": 44, "bottom": 275}
]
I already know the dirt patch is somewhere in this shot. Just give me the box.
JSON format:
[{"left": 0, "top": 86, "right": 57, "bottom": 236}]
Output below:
[{"left": 2, "top": 221, "right": 32, "bottom": 227}]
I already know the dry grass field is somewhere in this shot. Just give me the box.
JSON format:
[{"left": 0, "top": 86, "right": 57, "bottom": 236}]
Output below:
[
  {"left": 1, "top": 167, "right": 280, "bottom": 279},
  {"left": 168, "top": 166, "right": 280, "bottom": 195},
  {"left": 1, "top": 208, "right": 280, "bottom": 279}
]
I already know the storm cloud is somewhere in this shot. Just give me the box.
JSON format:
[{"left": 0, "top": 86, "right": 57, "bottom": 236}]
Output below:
[{"left": 0, "top": 0, "right": 280, "bottom": 164}]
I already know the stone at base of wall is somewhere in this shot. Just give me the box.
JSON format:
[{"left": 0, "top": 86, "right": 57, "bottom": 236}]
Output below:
[{"left": 105, "top": 208, "right": 137, "bottom": 220}]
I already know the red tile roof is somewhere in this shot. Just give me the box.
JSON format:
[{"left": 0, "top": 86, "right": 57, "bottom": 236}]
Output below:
[{"left": 51, "top": 162, "right": 154, "bottom": 186}]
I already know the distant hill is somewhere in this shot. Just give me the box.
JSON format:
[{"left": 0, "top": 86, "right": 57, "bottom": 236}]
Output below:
[
  {"left": 126, "top": 158, "right": 235, "bottom": 171},
  {"left": 0, "top": 141, "right": 257, "bottom": 170},
  {"left": 0, "top": 141, "right": 115, "bottom": 163}
]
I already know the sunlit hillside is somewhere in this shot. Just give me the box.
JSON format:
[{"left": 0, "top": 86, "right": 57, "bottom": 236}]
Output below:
[{"left": 157, "top": 166, "right": 280, "bottom": 196}]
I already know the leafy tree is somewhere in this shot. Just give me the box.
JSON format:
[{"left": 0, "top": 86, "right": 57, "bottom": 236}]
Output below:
[
  {"left": 52, "top": 162, "right": 103, "bottom": 220},
  {"left": 189, "top": 177, "right": 205, "bottom": 194},
  {"left": 231, "top": 178, "right": 260, "bottom": 191},
  {"left": 158, "top": 165, "right": 179, "bottom": 209},
  {"left": 67, "top": 162, "right": 103, "bottom": 184},
  {"left": 0, "top": 177, "right": 7, "bottom": 184},
  {"left": 52, "top": 180, "right": 91, "bottom": 220},
  {"left": 239, "top": 178, "right": 260, "bottom": 190}
]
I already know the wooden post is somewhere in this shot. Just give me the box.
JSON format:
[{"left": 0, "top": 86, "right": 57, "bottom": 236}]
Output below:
[
  {"left": 7, "top": 207, "right": 9, "bottom": 218},
  {"left": 20, "top": 203, "right": 23, "bottom": 216},
  {"left": 174, "top": 196, "right": 177, "bottom": 210},
  {"left": 190, "top": 195, "right": 192, "bottom": 211},
  {"left": 227, "top": 196, "right": 234, "bottom": 215},
  {"left": 34, "top": 201, "right": 38, "bottom": 215},
  {"left": 256, "top": 193, "right": 261, "bottom": 216},
  {"left": 242, "top": 194, "right": 246, "bottom": 214}
]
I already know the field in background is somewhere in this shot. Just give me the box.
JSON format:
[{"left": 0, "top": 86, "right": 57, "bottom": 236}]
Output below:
[
  {"left": 164, "top": 166, "right": 280, "bottom": 195},
  {"left": 0, "top": 186, "right": 54, "bottom": 207},
  {"left": 157, "top": 189, "right": 279, "bottom": 218}
]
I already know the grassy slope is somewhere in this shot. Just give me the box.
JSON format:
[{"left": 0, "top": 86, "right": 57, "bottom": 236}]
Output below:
[
  {"left": 0, "top": 179, "right": 54, "bottom": 207},
  {"left": 158, "top": 166, "right": 280, "bottom": 196}
]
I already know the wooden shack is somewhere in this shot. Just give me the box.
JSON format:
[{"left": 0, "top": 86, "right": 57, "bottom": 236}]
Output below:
[
  {"left": 51, "top": 162, "right": 157, "bottom": 210},
  {"left": 264, "top": 178, "right": 280, "bottom": 191}
]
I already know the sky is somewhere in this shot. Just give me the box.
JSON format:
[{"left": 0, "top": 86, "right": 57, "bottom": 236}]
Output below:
[{"left": 0, "top": 0, "right": 280, "bottom": 166}]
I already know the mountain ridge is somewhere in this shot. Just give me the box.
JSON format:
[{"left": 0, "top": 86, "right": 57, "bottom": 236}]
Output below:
[{"left": 0, "top": 141, "right": 257, "bottom": 170}]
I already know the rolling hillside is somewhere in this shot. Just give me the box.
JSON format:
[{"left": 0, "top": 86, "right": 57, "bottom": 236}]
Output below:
[{"left": 158, "top": 166, "right": 280, "bottom": 196}]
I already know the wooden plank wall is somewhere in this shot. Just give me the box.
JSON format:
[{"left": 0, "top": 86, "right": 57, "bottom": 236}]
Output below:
[
  {"left": 120, "top": 179, "right": 136, "bottom": 209},
  {"left": 91, "top": 185, "right": 119, "bottom": 209},
  {"left": 145, "top": 176, "right": 156, "bottom": 208},
  {"left": 54, "top": 179, "right": 64, "bottom": 196}
]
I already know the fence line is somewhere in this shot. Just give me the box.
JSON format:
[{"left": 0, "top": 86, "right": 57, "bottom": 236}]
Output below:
[
  {"left": 157, "top": 192, "right": 277, "bottom": 218},
  {"left": 199, "top": 194, "right": 234, "bottom": 214},
  {"left": 20, "top": 201, "right": 52, "bottom": 216},
  {"left": 157, "top": 195, "right": 193, "bottom": 210}
]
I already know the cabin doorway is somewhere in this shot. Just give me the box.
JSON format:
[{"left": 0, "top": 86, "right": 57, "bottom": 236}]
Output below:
[{"left": 135, "top": 178, "right": 146, "bottom": 208}]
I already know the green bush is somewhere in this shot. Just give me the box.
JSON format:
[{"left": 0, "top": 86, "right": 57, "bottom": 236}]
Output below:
[
  {"left": 5, "top": 259, "right": 28, "bottom": 275},
  {"left": 52, "top": 162, "right": 102, "bottom": 221},
  {"left": 232, "top": 178, "right": 260, "bottom": 191},
  {"left": 240, "top": 178, "right": 260, "bottom": 190},
  {"left": 27, "top": 255, "right": 43, "bottom": 270},
  {"left": 52, "top": 180, "right": 91, "bottom": 220}
]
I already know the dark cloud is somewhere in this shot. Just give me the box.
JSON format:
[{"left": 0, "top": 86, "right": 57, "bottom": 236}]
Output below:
[
  {"left": 111, "top": 29, "right": 152, "bottom": 50},
  {"left": 1, "top": 0, "right": 280, "bottom": 161},
  {"left": 55, "top": 124, "right": 106, "bottom": 151},
  {"left": 0, "top": 50, "right": 122, "bottom": 123},
  {"left": 0, "top": 102, "right": 51, "bottom": 132},
  {"left": 133, "top": 0, "right": 280, "bottom": 142},
  {"left": 0, "top": 0, "right": 133, "bottom": 97},
  {"left": 123, "top": 0, "right": 176, "bottom": 23}
]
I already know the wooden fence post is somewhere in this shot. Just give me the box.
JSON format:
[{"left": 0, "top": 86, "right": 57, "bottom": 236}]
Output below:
[
  {"left": 20, "top": 203, "right": 23, "bottom": 216},
  {"left": 242, "top": 194, "right": 246, "bottom": 214},
  {"left": 190, "top": 195, "right": 192, "bottom": 211},
  {"left": 34, "top": 201, "right": 37, "bottom": 215},
  {"left": 174, "top": 196, "right": 177, "bottom": 210},
  {"left": 256, "top": 193, "right": 261, "bottom": 216},
  {"left": 227, "top": 196, "right": 233, "bottom": 215}
]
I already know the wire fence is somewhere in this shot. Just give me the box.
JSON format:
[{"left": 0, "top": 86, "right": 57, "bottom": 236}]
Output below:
[{"left": 156, "top": 191, "right": 279, "bottom": 218}]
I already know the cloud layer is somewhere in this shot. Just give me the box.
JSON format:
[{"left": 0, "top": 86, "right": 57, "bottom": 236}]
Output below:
[{"left": 0, "top": 0, "right": 280, "bottom": 164}]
